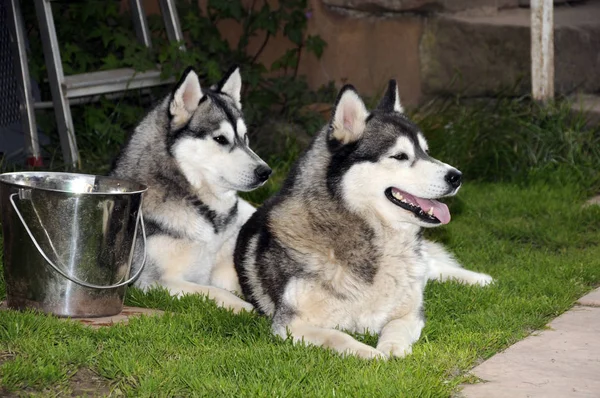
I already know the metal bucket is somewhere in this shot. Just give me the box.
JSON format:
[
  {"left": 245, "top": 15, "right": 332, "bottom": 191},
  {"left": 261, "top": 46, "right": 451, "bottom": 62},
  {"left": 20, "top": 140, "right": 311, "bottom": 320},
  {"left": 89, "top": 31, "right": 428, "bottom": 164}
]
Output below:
[{"left": 0, "top": 172, "right": 147, "bottom": 318}]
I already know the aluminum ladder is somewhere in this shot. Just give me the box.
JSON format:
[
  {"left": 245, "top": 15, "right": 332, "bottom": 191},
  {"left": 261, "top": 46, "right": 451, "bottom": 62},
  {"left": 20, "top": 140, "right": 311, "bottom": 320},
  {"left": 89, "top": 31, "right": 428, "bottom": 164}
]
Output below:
[{"left": 34, "top": 0, "right": 185, "bottom": 167}]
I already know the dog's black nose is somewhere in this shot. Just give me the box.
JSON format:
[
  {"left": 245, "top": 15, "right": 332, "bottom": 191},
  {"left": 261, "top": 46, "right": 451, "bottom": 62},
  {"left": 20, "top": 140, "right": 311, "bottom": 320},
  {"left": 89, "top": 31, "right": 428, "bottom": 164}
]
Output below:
[
  {"left": 445, "top": 170, "right": 462, "bottom": 189},
  {"left": 254, "top": 165, "right": 272, "bottom": 182}
]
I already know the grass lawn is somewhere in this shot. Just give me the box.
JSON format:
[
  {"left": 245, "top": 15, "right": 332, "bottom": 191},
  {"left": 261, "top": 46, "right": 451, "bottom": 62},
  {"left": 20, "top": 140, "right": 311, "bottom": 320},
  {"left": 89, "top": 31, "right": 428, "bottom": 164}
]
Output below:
[
  {"left": 4, "top": 4, "right": 600, "bottom": 393},
  {"left": 1, "top": 178, "right": 599, "bottom": 397}
]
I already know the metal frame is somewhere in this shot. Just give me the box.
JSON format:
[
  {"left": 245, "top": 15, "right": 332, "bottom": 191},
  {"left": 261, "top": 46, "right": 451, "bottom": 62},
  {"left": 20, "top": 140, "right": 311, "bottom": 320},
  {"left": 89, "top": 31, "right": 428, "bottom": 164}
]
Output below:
[
  {"left": 130, "top": 0, "right": 153, "bottom": 49},
  {"left": 6, "top": 0, "right": 42, "bottom": 166},
  {"left": 158, "top": 0, "right": 185, "bottom": 47},
  {"left": 34, "top": 0, "right": 79, "bottom": 167},
  {"left": 63, "top": 69, "right": 171, "bottom": 99}
]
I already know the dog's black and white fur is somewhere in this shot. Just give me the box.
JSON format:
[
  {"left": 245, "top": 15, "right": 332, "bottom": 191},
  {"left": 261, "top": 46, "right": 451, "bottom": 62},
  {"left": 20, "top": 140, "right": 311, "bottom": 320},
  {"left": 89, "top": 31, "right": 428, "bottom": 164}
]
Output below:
[
  {"left": 112, "top": 67, "right": 270, "bottom": 313},
  {"left": 234, "top": 81, "right": 493, "bottom": 359}
]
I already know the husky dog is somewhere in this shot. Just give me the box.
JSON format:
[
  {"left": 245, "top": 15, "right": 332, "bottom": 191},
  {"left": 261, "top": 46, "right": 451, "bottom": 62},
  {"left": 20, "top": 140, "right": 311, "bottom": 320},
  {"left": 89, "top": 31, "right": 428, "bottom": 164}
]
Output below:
[
  {"left": 112, "top": 67, "right": 271, "bottom": 313},
  {"left": 234, "top": 81, "right": 493, "bottom": 359}
]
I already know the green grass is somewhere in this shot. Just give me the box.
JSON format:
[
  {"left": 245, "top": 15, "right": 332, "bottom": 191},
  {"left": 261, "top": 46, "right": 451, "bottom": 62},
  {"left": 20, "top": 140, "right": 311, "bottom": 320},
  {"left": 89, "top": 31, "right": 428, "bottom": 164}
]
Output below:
[
  {"left": 412, "top": 97, "right": 600, "bottom": 195},
  {"left": 4, "top": 1, "right": 599, "bottom": 393},
  {"left": 1, "top": 179, "right": 599, "bottom": 397},
  {"left": 1, "top": 95, "right": 600, "bottom": 396}
]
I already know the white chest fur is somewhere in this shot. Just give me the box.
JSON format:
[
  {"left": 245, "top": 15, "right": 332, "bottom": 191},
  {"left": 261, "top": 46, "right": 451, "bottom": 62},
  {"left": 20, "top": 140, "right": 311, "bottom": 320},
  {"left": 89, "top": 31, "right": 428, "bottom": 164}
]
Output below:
[
  {"left": 142, "top": 193, "right": 242, "bottom": 286},
  {"left": 284, "top": 233, "right": 428, "bottom": 335},
  {"left": 146, "top": 226, "right": 231, "bottom": 285}
]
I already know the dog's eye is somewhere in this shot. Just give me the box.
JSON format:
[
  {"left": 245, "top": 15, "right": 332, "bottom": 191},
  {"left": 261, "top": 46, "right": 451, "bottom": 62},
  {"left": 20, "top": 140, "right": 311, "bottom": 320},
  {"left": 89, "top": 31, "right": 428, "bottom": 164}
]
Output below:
[
  {"left": 213, "top": 135, "right": 229, "bottom": 145},
  {"left": 391, "top": 153, "right": 409, "bottom": 161}
]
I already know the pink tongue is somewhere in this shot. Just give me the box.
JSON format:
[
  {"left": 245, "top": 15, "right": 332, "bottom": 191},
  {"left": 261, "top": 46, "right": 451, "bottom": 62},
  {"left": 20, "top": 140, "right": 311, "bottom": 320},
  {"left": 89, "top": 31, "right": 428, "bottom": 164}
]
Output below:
[
  {"left": 415, "top": 197, "right": 451, "bottom": 224},
  {"left": 392, "top": 188, "right": 451, "bottom": 224}
]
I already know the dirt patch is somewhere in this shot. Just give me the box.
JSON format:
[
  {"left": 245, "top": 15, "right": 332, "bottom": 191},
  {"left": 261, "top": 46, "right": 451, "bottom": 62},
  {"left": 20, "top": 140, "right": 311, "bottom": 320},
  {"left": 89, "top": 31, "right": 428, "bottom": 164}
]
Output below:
[
  {"left": 69, "top": 368, "right": 113, "bottom": 397},
  {"left": 0, "top": 387, "right": 19, "bottom": 397},
  {"left": 0, "top": 365, "right": 113, "bottom": 397},
  {"left": 0, "top": 351, "right": 16, "bottom": 366}
]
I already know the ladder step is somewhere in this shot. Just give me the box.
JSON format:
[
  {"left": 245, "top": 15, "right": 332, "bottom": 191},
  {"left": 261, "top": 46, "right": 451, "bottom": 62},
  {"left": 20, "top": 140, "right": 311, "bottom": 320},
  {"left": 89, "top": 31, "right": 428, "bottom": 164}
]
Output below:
[{"left": 63, "top": 68, "right": 174, "bottom": 98}]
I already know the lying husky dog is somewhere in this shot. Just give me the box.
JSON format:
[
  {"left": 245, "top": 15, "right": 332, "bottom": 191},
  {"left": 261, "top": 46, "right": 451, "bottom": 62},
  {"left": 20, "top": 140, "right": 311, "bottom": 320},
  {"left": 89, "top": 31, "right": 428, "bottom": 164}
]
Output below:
[
  {"left": 112, "top": 67, "right": 271, "bottom": 313},
  {"left": 234, "top": 81, "right": 492, "bottom": 359}
]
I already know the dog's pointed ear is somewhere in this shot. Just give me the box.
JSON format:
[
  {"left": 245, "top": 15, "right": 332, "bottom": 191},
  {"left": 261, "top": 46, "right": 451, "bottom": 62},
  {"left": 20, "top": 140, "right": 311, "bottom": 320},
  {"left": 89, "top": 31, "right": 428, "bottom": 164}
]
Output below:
[
  {"left": 169, "top": 67, "right": 203, "bottom": 127},
  {"left": 377, "top": 79, "right": 404, "bottom": 113},
  {"left": 217, "top": 66, "right": 242, "bottom": 109},
  {"left": 329, "top": 85, "right": 369, "bottom": 145}
]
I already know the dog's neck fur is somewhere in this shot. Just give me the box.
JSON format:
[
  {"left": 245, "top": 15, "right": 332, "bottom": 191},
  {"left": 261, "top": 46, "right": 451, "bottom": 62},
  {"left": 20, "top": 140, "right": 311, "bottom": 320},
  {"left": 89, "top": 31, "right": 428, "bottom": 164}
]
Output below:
[{"left": 112, "top": 100, "right": 239, "bottom": 228}]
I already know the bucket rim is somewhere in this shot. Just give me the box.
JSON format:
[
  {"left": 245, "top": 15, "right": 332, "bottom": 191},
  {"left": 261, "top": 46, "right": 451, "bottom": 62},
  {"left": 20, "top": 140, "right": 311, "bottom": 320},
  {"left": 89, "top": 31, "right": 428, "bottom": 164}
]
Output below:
[{"left": 0, "top": 172, "right": 147, "bottom": 195}]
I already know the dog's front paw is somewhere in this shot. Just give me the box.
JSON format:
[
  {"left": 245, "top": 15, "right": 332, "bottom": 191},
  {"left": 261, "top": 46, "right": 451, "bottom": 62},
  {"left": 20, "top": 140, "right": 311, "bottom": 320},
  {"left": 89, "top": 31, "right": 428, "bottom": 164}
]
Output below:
[
  {"left": 376, "top": 341, "right": 412, "bottom": 358},
  {"left": 347, "top": 345, "right": 387, "bottom": 360},
  {"left": 335, "top": 339, "right": 386, "bottom": 360},
  {"left": 222, "top": 298, "right": 254, "bottom": 314},
  {"left": 472, "top": 273, "right": 494, "bottom": 287}
]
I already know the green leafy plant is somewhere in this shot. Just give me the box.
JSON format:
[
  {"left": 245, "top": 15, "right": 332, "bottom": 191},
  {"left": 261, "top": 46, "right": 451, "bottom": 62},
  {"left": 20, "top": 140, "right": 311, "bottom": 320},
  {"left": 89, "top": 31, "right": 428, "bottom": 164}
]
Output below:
[{"left": 20, "top": 0, "right": 333, "bottom": 173}]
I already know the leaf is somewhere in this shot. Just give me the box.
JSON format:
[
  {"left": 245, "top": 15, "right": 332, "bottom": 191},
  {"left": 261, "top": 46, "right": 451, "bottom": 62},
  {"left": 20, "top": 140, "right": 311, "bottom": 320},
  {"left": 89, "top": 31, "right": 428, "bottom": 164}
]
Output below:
[
  {"left": 206, "top": 59, "right": 222, "bottom": 83},
  {"left": 305, "top": 35, "right": 327, "bottom": 58},
  {"left": 270, "top": 49, "right": 299, "bottom": 71},
  {"left": 101, "top": 54, "right": 120, "bottom": 70}
]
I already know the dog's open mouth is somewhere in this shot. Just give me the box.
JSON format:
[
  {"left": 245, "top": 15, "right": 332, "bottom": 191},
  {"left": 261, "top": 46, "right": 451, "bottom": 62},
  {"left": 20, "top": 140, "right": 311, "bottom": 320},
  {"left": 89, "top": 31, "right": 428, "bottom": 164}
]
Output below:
[{"left": 384, "top": 187, "right": 451, "bottom": 225}]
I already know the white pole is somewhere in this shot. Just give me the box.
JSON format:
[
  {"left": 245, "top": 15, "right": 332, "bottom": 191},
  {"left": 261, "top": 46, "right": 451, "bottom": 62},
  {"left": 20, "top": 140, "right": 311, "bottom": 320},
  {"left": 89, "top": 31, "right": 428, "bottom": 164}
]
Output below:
[{"left": 531, "top": 0, "right": 554, "bottom": 102}]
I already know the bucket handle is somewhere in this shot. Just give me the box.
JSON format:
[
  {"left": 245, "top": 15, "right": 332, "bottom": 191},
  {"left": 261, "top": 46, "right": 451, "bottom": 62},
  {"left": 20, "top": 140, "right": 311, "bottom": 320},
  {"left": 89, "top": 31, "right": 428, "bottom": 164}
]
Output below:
[{"left": 9, "top": 192, "right": 147, "bottom": 289}]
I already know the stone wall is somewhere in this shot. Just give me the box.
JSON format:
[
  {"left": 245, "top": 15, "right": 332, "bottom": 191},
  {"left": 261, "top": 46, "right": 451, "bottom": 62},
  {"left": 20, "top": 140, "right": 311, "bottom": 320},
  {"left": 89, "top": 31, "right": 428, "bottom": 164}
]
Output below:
[
  {"left": 125, "top": 0, "right": 426, "bottom": 105},
  {"left": 321, "top": 0, "right": 520, "bottom": 13},
  {"left": 122, "top": 0, "right": 599, "bottom": 106},
  {"left": 420, "top": 3, "right": 600, "bottom": 97}
]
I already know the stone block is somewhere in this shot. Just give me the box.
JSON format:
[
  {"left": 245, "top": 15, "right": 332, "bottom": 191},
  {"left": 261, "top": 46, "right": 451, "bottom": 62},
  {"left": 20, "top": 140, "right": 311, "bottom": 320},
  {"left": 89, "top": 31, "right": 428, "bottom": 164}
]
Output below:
[{"left": 420, "top": 2, "right": 600, "bottom": 97}]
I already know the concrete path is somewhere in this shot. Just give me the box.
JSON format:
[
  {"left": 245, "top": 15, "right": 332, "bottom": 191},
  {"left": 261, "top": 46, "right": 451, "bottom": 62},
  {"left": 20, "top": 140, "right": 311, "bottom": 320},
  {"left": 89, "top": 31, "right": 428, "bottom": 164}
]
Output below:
[{"left": 460, "top": 288, "right": 600, "bottom": 398}]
